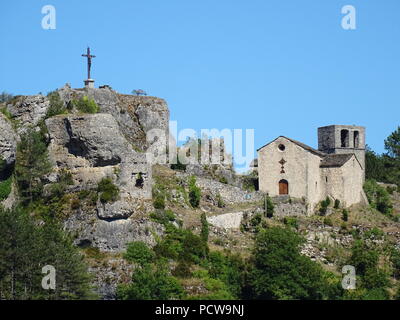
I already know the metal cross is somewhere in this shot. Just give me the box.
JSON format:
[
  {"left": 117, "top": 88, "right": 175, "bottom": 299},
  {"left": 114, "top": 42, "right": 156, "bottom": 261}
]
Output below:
[{"left": 82, "top": 47, "right": 96, "bottom": 79}]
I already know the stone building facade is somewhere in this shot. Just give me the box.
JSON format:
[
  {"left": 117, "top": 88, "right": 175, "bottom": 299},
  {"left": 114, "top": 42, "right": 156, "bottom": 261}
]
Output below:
[{"left": 257, "top": 125, "right": 366, "bottom": 215}]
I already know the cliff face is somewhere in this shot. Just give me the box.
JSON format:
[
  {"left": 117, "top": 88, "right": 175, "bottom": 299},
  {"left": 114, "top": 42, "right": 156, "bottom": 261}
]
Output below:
[{"left": 0, "top": 85, "right": 169, "bottom": 253}]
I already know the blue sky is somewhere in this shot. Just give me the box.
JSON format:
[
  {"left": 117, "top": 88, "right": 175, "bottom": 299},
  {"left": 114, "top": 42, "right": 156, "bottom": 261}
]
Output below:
[{"left": 0, "top": 0, "right": 399, "bottom": 170}]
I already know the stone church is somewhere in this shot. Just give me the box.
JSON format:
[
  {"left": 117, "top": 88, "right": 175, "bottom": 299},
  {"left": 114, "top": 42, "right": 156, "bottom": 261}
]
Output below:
[{"left": 257, "top": 125, "right": 366, "bottom": 214}]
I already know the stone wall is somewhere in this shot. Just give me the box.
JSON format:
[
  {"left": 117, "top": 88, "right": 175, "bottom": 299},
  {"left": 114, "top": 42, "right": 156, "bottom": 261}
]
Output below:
[{"left": 258, "top": 137, "right": 323, "bottom": 215}]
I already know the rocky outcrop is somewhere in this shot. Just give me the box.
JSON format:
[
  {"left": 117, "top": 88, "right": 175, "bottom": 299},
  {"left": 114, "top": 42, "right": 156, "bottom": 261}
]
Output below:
[
  {"left": 65, "top": 205, "right": 163, "bottom": 252},
  {"left": 57, "top": 85, "right": 169, "bottom": 157},
  {"left": 0, "top": 113, "right": 17, "bottom": 170},
  {"left": 45, "top": 113, "right": 152, "bottom": 220},
  {"left": 7, "top": 95, "right": 49, "bottom": 132}
]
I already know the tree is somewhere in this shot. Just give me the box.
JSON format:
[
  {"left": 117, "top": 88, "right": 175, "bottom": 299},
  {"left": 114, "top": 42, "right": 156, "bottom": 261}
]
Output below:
[
  {"left": 200, "top": 212, "right": 209, "bottom": 243},
  {"left": 0, "top": 207, "right": 93, "bottom": 300},
  {"left": 346, "top": 239, "right": 391, "bottom": 299},
  {"left": 188, "top": 176, "right": 201, "bottom": 208},
  {"left": 15, "top": 128, "right": 52, "bottom": 204},
  {"left": 0, "top": 91, "right": 13, "bottom": 103},
  {"left": 245, "top": 227, "right": 338, "bottom": 300},
  {"left": 384, "top": 126, "right": 400, "bottom": 159},
  {"left": 116, "top": 262, "right": 184, "bottom": 300}
]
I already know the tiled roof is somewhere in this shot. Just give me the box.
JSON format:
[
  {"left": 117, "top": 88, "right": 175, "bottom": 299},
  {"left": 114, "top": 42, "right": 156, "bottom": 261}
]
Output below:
[{"left": 320, "top": 154, "right": 353, "bottom": 167}]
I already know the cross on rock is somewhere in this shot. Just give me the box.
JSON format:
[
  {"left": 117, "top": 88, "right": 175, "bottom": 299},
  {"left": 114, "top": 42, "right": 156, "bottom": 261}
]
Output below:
[{"left": 82, "top": 47, "right": 96, "bottom": 79}]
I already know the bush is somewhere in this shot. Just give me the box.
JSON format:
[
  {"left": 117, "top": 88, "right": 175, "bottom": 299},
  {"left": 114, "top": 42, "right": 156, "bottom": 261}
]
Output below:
[
  {"left": 216, "top": 193, "right": 224, "bottom": 208},
  {"left": 46, "top": 91, "right": 66, "bottom": 118},
  {"left": 153, "top": 193, "right": 165, "bottom": 209},
  {"left": 172, "top": 261, "right": 192, "bottom": 278},
  {"left": 124, "top": 241, "right": 155, "bottom": 266},
  {"left": 342, "top": 209, "right": 349, "bottom": 222},
  {"left": 363, "top": 179, "right": 393, "bottom": 215},
  {"left": 283, "top": 217, "right": 298, "bottom": 229},
  {"left": 319, "top": 197, "right": 331, "bottom": 215},
  {"left": 117, "top": 264, "right": 184, "bottom": 300},
  {"left": 70, "top": 198, "right": 81, "bottom": 210},
  {"left": 72, "top": 96, "right": 100, "bottom": 114},
  {"left": 250, "top": 213, "right": 262, "bottom": 227},
  {"left": 200, "top": 212, "right": 209, "bottom": 243},
  {"left": 0, "top": 176, "right": 12, "bottom": 201},
  {"left": 246, "top": 227, "right": 337, "bottom": 300},
  {"left": 323, "top": 217, "right": 333, "bottom": 226},
  {"left": 188, "top": 176, "right": 201, "bottom": 208},
  {"left": 264, "top": 196, "right": 274, "bottom": 218},
  {"left": 334, "top": 199, "right": 340, "bottom": 209},
  {"left": 97, "top": 178, "right": 119, "bottom": 203},
  {"left": 219, "top": 176, "right": 228, "bottom": 184},
  {"left": 182, "top": 232, "right": 208, "bottom": 263},
  {"left": 150, "top": 209, "right": 175, "bottom": 225}
]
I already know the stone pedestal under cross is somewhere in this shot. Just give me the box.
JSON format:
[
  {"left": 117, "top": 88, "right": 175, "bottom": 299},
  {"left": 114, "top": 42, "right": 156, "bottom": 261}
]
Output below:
[{"left": 82, "top": 47, "right": 96, "bottom": 88}]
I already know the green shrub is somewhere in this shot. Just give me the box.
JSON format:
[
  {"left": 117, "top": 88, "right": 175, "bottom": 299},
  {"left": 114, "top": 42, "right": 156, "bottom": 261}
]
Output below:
[
  {"left": 342, "top": 209, "right": 349, "bottom": 222},
  {"left": 153, "top": 193, "right": 165, "bottom": 209},
  {"left": 70, "top": 199, "right": 80, "bottom": 210},
  {"left": 0, "top": 107, "right": 13, "bottom": 120},
  {"left": 334, "top": 199, "right": 340, "bottom": 209},
  {"left": 150, "top": 209, "right": 175, "bottom": 225},
  {"left": 319, "top": 197, "right": 331, "bottom": 215},
  {"left": 250, "top": 213, "right": 262, "bottom": 227},
  {"left": 323, "top": 217, "right": 333, "bottom": 226},
  {"left": 46, "top": 91, "right": 66, "bottom": 118},
  {"left": 246, "top": 227, "right": 338, "bottom": 300},
  {"left": 283, "top": 217, "right": 298, "bottom": 229},
  {"left": 188, "top": 176, "right": 201, "bottom": 208},
  {"left": 172, "top": 261, "right": 192, "bottom": 278},
  {"left": 124, "top": 241, "right": 155, "bottom": 266},
  {"left": 386, "top": 186, "right": 397, "bottom": 194},
  {"left": 264, "top": 195, "right": 274, "bottom": 218},
  {"left": 219, "top": 176, "right": 228, "bottom": 184},
  {"left": 116, "top": 263, "right": 184, "bottom": 300},
  {"left": 71, "top": 96, "right": 99, "bottom": 114},
  {"left": 97, "top": 178, "right": 119, "bottom": 203},
  {"left": 0, "top": 176, "right": 12, "bottom": 201},
  {"left": 200, "top": 212, "right": 209, "bottom": 242},
  {"left": 363, "top": 179, "right": 393, "bottom": 215},
  {"left": 182, "top": 232, "right": 208, "bottom": 263},
  {"left": 216, "top": 193, "right": 224, "bottom": 208}
]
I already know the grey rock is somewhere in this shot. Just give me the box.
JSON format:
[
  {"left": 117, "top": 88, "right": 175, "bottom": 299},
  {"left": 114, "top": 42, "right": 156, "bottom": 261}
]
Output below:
[
  {"left": 0, "top": 113, "right": 17, "bottom": 168},
  {"left": 7, "top": 95, "right": 49, "bottom": 132},
  {"left": 45, "top": 113, "right": 152, "bottom": 219}
]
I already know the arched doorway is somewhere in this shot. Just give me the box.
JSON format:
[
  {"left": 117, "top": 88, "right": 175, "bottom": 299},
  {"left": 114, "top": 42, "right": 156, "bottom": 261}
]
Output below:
[{"left": 279, "top": 179, "right": 289, "bottom": 195}]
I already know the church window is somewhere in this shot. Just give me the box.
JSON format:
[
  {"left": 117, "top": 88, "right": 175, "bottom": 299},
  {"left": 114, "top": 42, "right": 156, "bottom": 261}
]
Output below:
[
  {"left": 341, "top": 130, "right": 349, "bottom": 148},
  {"left": 278, "top": 144, "right": 285, "bottom": 151},
  {"left": 326, "top": 176, "right": 328, "bottom": 183},
  {"left": 354, "top": 131, "right": 359, "bottom": 148}
]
